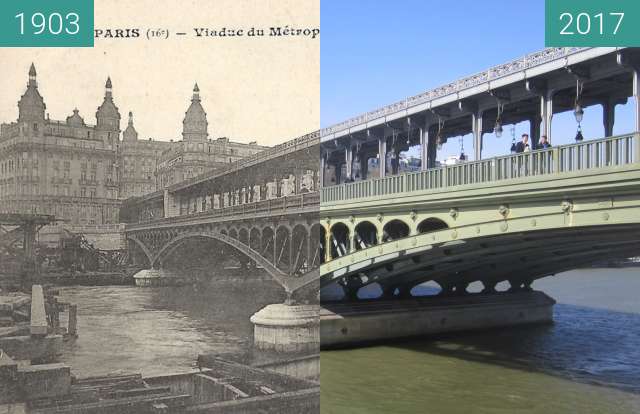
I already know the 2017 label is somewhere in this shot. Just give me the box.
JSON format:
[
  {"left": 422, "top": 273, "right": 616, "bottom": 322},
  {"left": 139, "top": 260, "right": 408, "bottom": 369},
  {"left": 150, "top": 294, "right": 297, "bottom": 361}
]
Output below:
[{"left": 546, "top": 0, "right": 640, "bottom": 47}]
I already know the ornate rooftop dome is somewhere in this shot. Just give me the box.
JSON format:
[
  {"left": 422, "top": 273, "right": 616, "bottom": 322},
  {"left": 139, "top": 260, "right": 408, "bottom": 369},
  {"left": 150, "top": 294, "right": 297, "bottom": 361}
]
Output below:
[
  {"left": 123, "top": 111, "right": 139, "bottom": 142},
  {"left": 182, "top": 83, "right": 208, "bottom": 141},
  {"left": 18, "top": 63, "right": 46, "bottom": 121},
  {"left": 96, "top": 76, "right": 121, "bottom": 129},
  {"left": 66, "top": 109, "right": 85, "bottom": 127}
]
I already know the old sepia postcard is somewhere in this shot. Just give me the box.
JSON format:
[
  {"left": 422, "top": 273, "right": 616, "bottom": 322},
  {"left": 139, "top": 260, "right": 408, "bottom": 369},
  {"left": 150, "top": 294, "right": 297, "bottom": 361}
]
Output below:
[{"left": 0, "top": 0, "right": 319, "bottom": 412}]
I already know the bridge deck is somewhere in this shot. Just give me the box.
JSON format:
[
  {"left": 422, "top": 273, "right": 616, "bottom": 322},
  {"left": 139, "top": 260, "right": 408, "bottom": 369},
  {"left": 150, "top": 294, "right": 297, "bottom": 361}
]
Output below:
[
  {"left": 0, "top": 213, "right": 56, "bottom": 226},
  {"left": 322, "top": 133, "right": 640, "bottom": 206}
]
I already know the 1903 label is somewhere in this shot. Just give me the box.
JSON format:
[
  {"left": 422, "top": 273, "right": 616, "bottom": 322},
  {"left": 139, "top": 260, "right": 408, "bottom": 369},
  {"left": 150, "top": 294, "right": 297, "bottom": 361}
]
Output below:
[{"left": 0, "top": 0, "right": 93, "bottom": 47}]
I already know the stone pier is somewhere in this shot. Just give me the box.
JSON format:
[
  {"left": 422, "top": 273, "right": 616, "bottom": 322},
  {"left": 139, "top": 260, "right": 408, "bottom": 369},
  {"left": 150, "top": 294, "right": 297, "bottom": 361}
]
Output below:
[
  {"left": 320, "top": 291, "right": 555, "bottom": 348},
  {"left": 250, "top": 303, "right": 319, "bottom": 353}
]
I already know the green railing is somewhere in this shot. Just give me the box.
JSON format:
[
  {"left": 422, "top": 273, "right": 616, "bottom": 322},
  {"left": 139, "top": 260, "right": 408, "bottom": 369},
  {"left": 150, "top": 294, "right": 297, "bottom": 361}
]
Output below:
[{"left": 321, "top": 133, "right": 639, "bottom": 204}]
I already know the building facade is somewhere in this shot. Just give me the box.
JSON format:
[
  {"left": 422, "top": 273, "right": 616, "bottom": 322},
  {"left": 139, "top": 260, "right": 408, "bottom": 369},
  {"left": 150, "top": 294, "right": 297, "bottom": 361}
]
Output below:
[
  {"left": 155, "top": 84, "right": 267, "bottom": 188},
  {"left": 0, "top": 65, "right": 267, "bottom": 225}
]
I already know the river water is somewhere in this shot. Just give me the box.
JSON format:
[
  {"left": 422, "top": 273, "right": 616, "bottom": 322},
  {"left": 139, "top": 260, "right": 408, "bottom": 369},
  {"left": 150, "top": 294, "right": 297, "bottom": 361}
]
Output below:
[
  {"left": 55, "top": 269, "right": 640, "bottom": 413},
  {"left": 56, "top": 280, "right": 284, "bottom": 377},
  {"left": 321, "top": 268, "right": 640, "bottom": 414}
]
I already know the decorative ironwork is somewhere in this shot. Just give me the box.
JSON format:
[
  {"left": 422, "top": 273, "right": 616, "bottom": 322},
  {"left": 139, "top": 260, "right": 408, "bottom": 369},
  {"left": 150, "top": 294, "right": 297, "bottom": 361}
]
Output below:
[{"left": 320, "top": 47, "right": 601, "bottom": 138}]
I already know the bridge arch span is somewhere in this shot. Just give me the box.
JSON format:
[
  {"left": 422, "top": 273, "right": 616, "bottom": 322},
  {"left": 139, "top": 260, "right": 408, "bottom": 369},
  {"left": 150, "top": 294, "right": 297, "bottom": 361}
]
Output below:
[
  {"left": 148, "top": 231, "right": 290, "bottom": 290},
  {"left": 238, "top": 228, "right": 249, "bottom": 245},
  {"left": 329, "top": 222, "right": 350, "bottom": 258},
  {"left": 275, "top": 223, "right": 293, "bottom": 234},
  {"left": 382, "top": 219, "right": 410, "bottom": 242},
  {"left": 417, "top": 217, "right": 449, "bottom": 234},
  {"left": 354, "top": 221, "right": 378, "bottom": 250},
  {"left": 126, "top": 235, "right": 154, "bottom": 268},
  {"left": 249, "top": 227, "right": 262, "bottom": 251}
]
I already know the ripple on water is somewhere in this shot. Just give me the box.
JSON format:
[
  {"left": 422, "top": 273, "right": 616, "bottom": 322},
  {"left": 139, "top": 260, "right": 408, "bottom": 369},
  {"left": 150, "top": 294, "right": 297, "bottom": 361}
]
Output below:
[{"left": 321, "top": 269, "right": 640, "bottom": 414}]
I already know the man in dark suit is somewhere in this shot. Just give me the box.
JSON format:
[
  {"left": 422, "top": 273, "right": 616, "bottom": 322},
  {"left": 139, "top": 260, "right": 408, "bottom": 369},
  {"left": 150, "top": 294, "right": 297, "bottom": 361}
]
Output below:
[{"left": 515, "top": 133, "right": 530, "bottom": 153}]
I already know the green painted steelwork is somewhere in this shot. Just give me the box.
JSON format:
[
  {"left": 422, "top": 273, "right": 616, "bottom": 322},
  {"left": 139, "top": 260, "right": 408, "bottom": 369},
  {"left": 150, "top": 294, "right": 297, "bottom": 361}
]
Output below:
[
  {"left": 320, "top": 133, "right": 640, "bottom": 296},
  {"left": 322, "top": 133, "right": 639, "bottom": 205}
]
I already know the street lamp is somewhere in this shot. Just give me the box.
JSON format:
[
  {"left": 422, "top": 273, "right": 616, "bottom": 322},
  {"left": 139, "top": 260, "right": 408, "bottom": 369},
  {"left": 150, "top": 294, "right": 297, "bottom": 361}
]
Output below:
[
  {"left": 574, "top": 79, "right": 584, "bottom": 142},
  {"left": 574, "top": 103, "right": 584, "bottom": 124},
  {"left": 494, "top": 102, "right": 504, "bottom": 138},
  {"left": 435, "top": 116, "right": 445, "bottom": 150},
  {"left": 494, "top": 121, "right": 503, "bottom": 138},
  {"left": 459, "top": 136, "right": 466, "bottom": 161}
]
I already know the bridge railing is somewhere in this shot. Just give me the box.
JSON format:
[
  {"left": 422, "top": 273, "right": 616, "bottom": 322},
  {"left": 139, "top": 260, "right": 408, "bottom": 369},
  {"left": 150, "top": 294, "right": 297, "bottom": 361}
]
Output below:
[
  {"left": 322, "top": 133, "right": 638, "bottom": 203},
  {"left": 126, "top": 191, "right": 319, "bottom": 229}
]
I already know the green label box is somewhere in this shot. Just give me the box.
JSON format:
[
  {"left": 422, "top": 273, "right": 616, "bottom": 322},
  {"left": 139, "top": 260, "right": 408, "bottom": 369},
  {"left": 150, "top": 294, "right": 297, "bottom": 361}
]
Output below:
[
  {"left": 0, "top": 0, "right": 94, "bottom": 47},
  {"left": 546, "top": 0, "right": 640, "bottom": 47}
]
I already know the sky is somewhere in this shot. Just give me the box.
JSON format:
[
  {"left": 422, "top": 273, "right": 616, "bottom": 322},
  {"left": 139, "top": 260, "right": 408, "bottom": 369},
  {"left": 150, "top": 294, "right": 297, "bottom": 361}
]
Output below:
[{"left": 321, "top": 0, "right": 636, "bottom": 161}]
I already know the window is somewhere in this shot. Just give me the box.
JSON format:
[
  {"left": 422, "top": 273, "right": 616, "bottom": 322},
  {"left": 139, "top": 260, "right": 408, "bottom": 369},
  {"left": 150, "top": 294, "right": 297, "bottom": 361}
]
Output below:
[{"left": 80, "top": 187, "right": 86, "bottom": 197}]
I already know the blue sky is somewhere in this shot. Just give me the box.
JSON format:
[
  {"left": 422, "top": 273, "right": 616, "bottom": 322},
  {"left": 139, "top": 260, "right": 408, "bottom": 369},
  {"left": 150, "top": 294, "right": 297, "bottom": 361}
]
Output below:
[{"left": 321, "top": 0, "right": 636, "bottom": 161}]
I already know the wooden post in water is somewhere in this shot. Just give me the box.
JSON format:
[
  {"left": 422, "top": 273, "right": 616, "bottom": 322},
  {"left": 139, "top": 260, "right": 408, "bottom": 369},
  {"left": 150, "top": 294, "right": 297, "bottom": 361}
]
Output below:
[{"left": 68, "top": 304, "right": 78, "bottom": 337}]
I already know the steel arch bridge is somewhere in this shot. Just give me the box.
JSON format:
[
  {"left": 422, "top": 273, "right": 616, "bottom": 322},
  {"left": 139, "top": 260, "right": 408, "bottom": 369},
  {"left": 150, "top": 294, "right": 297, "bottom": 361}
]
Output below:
[
  {"left": 125, "top": 193, "right": 321, "bottom": 299},
  {"left": 320, "top": 134, "right": 640, "bottom": 300}
]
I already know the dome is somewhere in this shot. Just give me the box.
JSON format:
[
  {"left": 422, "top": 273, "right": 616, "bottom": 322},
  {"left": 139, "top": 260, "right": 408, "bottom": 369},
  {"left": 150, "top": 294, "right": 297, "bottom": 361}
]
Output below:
[
  {"left": 182, "top": 83, "right": 208, "bottom": 141},
  {"left": 66, "top": 109, "right": 85, "bottom": 127},
  {"left": 18, "top": 63, "right": 46, "bottom": 121},
  {"left": 123, "top": 111, "right": 138, "bottom": 142},
  {"left": 96, "top": 76, "right": 121, "bottom": 129},
  {"left": 96, "top": 97, "right": 120, "bottom": 119}
]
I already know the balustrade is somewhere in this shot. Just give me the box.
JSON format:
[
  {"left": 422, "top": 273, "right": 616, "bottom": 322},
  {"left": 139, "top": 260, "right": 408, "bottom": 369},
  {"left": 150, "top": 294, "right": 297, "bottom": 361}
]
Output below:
[
  {"left": 128, "top": 191, "right": 320, "bottom": 228},
  {"left": 321, "top": 133, "right": 639, "bottom": 203}
]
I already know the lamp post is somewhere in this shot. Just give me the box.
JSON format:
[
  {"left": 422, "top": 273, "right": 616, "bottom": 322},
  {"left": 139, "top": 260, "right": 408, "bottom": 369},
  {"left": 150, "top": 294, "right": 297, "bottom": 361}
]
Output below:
[
  {"left": 494, "top": 102, "right": 504, "bottom": 138},
  {"left": 459, "top": 136, "right": 466, "bottom": 161},
  {"left": 436, "top": 116, "right": 445, "bottom": 150},
  {"left": 574, "top": 79, "right": 584, "bottom": 142}
]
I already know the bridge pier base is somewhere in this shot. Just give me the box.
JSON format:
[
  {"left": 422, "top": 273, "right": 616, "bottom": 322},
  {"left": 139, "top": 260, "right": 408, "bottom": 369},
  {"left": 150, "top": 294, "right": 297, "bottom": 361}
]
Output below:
[
  {"left": 320, "top": 291, "right": 555, "bottom": 349},
  {"left": 250, "top": 303, "right": 319, "bottom": 353}
]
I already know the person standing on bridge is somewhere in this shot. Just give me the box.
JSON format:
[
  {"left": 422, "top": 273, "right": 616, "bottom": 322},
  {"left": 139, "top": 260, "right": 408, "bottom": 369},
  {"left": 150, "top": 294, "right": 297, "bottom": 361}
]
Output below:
[
  {"left": 515, "top": 134, "right": 530, "bottom": 153},
  {"left": 538, "top": 135, "right": 552, "bottom": 149}
]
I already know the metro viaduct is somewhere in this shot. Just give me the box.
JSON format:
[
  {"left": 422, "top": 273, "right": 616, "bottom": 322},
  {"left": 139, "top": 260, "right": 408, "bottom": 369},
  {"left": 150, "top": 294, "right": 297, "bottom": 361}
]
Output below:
[
  {"left": 318, "top": 47, "right": 640, "bottom": 346},
  {"left": 320, "top": 47, "right": 640, "bottom": 297},
  {"left": 122, "top": 131, "right": 321, "bottom": 301},
  {"left": 319, "top": 47, "right": 640, "bottom": 184}
]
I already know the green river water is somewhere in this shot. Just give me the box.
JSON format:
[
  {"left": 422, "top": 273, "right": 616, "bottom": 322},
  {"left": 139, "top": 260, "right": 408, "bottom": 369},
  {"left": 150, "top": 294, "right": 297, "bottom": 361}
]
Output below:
[{"left": 320, "top": 268, "right": 640, "bottom": 414}]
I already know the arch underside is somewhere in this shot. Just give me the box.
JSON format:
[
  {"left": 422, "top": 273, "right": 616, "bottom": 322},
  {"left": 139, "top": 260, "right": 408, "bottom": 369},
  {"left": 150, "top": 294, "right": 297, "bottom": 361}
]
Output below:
[
  {"left": 128, "top": 231, "right": 319, "bottom": 297},
  {"left": 321, "top": 224, "right": 640, "bottom": 299}
]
